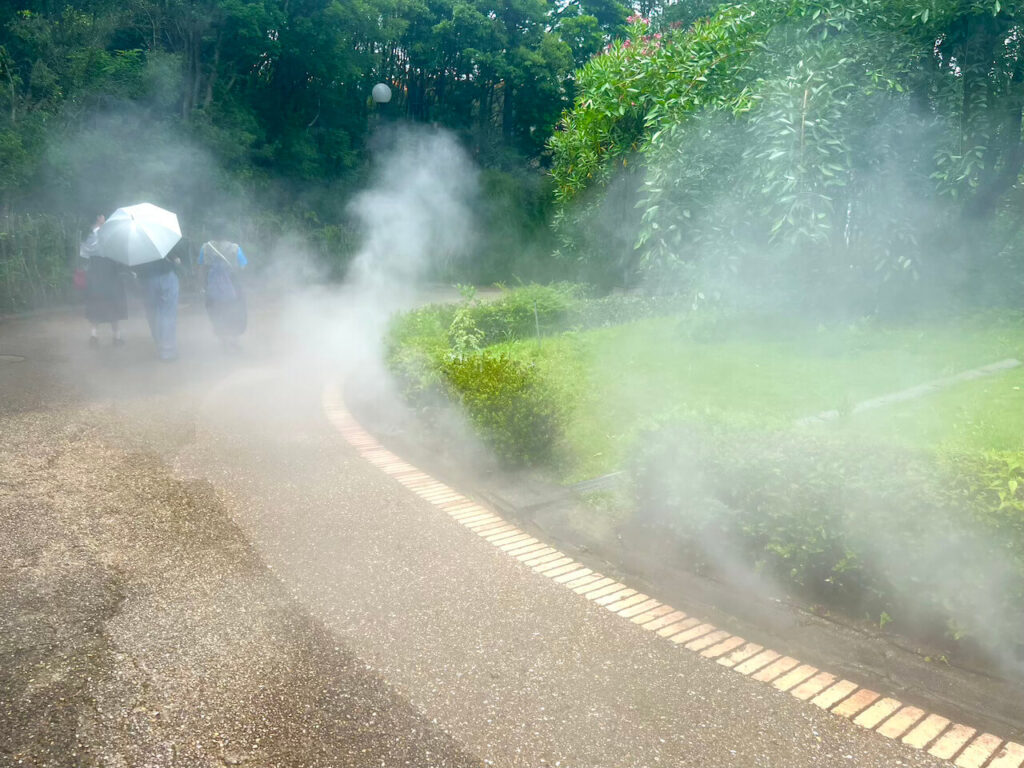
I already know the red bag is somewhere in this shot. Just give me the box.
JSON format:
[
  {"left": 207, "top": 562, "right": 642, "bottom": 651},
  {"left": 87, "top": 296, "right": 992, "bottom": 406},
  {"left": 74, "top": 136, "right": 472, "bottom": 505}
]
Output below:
[{"left": 73, "top": 268, "right": 87, "bottom": 290}]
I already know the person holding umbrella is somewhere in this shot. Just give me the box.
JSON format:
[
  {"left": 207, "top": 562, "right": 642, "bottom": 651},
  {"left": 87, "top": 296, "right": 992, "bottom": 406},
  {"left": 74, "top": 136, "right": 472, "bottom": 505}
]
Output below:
[
  {"left": 99, "top": 203, "right": 183, "bottom": 362},
  {"left": 79, "top": 214, "right": 127, "bottom": 347}
]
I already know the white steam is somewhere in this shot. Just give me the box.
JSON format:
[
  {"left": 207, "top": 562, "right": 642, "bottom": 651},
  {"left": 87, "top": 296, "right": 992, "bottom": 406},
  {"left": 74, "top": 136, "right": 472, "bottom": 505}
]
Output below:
[
  {"left": 279, "top": 126, "right": 479, "bottom": 371},
  {"left": 348, "top": 127, "right": 478, "bottom": 300}
]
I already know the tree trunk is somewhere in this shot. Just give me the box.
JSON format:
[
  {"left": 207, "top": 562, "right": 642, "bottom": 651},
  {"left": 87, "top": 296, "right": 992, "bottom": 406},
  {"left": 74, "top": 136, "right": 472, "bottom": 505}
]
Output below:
[
  {"left": 191, "top": 32, "right": 203, "bottom": 116},
  {"left": 4, "top": 57, "right": 16, "bottom": 124},
  {"left": 501, "top": 79, "right": 514, "bottom": 141},
  {"left": 181, "top": 28, "right": 195, "bottom": 120},
  {"left": 203, "top": 36, "right": 221, "bottom": 110}
]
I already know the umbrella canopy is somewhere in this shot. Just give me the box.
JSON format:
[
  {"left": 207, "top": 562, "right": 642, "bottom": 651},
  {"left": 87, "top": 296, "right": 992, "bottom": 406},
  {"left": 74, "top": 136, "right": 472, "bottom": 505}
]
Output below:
[{"left": 99, "top": 203, "right": 181, "bottom": 266}]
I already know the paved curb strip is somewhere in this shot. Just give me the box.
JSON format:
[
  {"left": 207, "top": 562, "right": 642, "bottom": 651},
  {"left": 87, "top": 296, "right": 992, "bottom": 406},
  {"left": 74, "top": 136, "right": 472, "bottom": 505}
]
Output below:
[{"left": 323, "top": 383, "right": 1023, "bottom": 768}]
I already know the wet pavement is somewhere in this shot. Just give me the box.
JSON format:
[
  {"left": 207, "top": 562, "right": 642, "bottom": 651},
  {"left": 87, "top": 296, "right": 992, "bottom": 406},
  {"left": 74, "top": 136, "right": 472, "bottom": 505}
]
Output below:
[
  {"left": 342, "top": 368, "right": 1024, "bottom": 743},
  {"left": 0, "top": 294, "right": 976, "bottom": 766}
]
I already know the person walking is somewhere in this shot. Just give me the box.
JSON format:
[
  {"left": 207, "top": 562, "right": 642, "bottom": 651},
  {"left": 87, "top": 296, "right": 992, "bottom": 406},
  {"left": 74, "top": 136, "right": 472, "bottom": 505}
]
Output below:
[
  {"left": 198, "top": 236, "right": 248, "bottom": 350},
  {"left": 135, "top": 254, "right": 180, "bottom": 361},
  {"left": 79, "top": 214, "right": 127, "bottom": 347}
]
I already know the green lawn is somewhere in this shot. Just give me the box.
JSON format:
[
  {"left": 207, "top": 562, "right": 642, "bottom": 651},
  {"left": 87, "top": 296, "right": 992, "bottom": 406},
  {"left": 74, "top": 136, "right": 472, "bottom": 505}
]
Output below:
[
  {"left": 837, "top": 366, "right": 1024, "bottom": 453},
  {"left": 496, "top": 314, "right": 1024, "bottom": 482}
]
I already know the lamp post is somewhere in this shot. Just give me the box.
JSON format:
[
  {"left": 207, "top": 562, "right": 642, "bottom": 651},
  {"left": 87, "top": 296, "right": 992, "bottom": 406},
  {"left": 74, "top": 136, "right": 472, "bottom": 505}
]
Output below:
[
  {"left": 369, "top": 82, "right": 392, "bottom": 134},
  {"left": 371, "top": 83, "right": 392, "bottom": 105}
]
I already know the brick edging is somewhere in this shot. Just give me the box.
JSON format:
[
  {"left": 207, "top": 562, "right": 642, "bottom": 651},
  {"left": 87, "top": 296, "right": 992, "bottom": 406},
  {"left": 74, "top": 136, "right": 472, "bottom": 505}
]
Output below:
[{"left": 322, "top": 381, "right": 1023, "bottom": 768}]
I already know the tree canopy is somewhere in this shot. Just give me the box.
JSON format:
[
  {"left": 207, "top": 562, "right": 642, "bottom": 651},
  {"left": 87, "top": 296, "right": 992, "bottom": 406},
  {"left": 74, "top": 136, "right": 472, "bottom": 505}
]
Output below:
[
  {"left": 0, "top": 0, "right": 634, "bottom": 282},
  {"left": 550, "top": 0, "right": 1024, "bottom": 314}
]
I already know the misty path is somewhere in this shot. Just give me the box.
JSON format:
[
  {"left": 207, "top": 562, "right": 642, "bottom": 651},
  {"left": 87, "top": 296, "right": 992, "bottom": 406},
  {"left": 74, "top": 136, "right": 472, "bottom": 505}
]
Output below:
[
  {"left": 0, "top": 300, "right": 961, "bottom": 767},
  {"left": 0, "top": 301, "right": 481, "bottom": 767}
]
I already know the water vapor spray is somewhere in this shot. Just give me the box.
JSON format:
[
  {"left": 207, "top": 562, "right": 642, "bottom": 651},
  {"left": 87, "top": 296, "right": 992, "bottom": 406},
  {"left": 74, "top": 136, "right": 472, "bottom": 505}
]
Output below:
[{"left": 280, "top": 126, "right": 478, "bottom": 371}]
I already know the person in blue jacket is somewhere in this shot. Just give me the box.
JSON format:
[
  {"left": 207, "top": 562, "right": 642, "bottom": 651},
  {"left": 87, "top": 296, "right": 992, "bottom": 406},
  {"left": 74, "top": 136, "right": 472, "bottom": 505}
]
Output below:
[
  {"left": 134, "top": 254, "right": 181, "bottom": 361},
  {"left": 198, "top": 236, "right": 248, "bottom": 349}
]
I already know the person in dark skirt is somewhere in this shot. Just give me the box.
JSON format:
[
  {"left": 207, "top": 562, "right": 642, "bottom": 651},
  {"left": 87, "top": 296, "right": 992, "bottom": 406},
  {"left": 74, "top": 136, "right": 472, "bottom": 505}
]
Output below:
[
  {"left": 198, "top": 237, "right": 248, "bottom": 349},
  {"left": 79, "top": 214, "right": 127, "bottom": 347}
]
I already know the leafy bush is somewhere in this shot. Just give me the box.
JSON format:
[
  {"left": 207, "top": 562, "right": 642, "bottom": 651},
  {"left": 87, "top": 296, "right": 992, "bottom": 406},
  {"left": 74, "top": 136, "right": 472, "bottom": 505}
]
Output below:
[
  {"left": 0, "top": 214, "right": 77, "bottom": 313},
  {"left": 940, "top": 451, "right": 1024, "bottom": 549},
  {"left": 385, "top": 302, "right": 455, "bottom": 399},
  {"left": 387, "top": 283, "right": 681, "bottom": 372},
  {"left": 632, "top": 424, "right": 1024, "bottom": 653},
  {"left": 385, "top": 286, "right": 578, "bottom": 465},
  {"left": 472, "top": 282, "right": 587, "bottom": 345},
  {"left": 566, "top": 292, "right": 679, "bottom": 329},
  {"left": 550, "top": 1, "right": 1024, "bottom": 315},
  {"left": 441, "top": 353, "right": 565, "bottom": 466}
]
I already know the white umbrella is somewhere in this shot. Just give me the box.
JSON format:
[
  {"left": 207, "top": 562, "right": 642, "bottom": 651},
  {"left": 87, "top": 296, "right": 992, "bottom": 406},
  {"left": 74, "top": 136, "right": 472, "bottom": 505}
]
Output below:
[{"left": 99, "top": 203, "right": 182, "bottom": 266}]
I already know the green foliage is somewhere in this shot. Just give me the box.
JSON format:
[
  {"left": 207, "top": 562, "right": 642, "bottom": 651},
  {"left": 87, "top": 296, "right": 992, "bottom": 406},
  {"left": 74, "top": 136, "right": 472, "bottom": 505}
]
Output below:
[
  {"left": 632, "top": 424, "right": 1024, "bottom": 647},
  {"left": 441, "top": 352, "right": 565, "bottom": 465},
  {"left": 385, "top": 302, "right": 455, "bottom": 399},
  {"left": 448, "top": 284, "right": 486, "bottom": 360},
  {"left": 549, "top": 0, "right": 1024, "bottom": 314},
  {"left": 386, "top": 282, "right": 587, "bottom": 395},
  {"left": 657, "top": 0, "right": 729, "bottom": 30},
  {"left": 941, "top": 451, "right": 1024, "bottom": 540},
  {"left": 385, "top": 283, "right": 598, "bottom": 463},
  {"left": 0, "top": 213, "right": 75, "bottom": 312},
  {"left": 471, "top": 282, "right": 586, "bottom": 344},
  {"left": 0, "top": 0, "right": 592, "bottom": 311}
]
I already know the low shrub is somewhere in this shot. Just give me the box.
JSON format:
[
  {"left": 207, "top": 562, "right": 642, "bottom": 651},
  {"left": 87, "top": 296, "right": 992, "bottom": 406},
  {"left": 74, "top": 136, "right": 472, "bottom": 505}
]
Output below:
[
  {"left": 440, "top": 352, "right": 565, "bottom": 466},
  {"left": 566, "top": 292, "right": 680, "bottom": 330},
  {"left": 386, "top": 284, "right": 682, "bottom": 372},
  {"left": 385, "top": 283, "right": 587, "bottom": 401},
  {"left": 472, "top": 282, "right": 587, "bottom": 345},
  {"left": 384, "top": 284, "right": 682, "bottom": 469},
  {"left": 384, "top": 302, "right": 454, "bottom": 399},
  {"left": 632, "top": 424, "right": 1024, "bottom": 655},
  {"left": 0, "top": 214, "right": 77, "bottom": 313}
]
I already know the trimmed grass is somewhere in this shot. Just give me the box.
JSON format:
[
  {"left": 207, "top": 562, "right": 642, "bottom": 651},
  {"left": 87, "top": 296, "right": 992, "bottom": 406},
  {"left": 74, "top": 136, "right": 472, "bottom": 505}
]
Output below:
[
  {"left": 835, "top": 366, "right": 1024, "bottom": 454},
  {"left": 496, "top": 314, "right": 1024, "bottom": 482},
  {"left": 389, "top": 298, "right": 1024, "bottom": 650}
]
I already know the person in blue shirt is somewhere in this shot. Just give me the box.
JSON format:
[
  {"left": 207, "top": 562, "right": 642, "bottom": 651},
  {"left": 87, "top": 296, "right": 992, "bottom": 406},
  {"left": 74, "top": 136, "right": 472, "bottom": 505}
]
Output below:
[
  {"left": 134, "top": 254, "right": 181, "bottom": 361},
  {"left": 198, "top": 236, "right": 248, "bottom": 349}
]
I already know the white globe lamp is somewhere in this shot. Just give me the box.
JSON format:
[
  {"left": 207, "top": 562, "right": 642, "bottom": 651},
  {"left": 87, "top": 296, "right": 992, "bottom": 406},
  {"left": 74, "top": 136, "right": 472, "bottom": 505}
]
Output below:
[{"left": 371, "top": 83, "right": 392, "bottom": 104}]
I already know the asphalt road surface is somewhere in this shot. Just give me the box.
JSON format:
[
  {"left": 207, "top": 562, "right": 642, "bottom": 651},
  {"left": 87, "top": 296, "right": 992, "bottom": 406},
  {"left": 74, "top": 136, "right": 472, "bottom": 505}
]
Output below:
[{"left": 0, "top": 292, "right": 955, "bottom": 767}]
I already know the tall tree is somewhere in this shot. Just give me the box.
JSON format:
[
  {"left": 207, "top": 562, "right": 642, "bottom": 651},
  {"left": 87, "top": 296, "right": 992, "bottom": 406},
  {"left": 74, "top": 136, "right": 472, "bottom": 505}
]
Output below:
[{"left": 549, "top": 0, "right": 1024, "bottom": 310}]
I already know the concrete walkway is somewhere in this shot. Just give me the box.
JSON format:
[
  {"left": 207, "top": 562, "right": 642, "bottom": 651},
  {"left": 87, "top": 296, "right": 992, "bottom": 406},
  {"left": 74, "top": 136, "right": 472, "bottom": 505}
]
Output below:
[{"left": 0, "top": 298, "right": 969, "bottom": 767}]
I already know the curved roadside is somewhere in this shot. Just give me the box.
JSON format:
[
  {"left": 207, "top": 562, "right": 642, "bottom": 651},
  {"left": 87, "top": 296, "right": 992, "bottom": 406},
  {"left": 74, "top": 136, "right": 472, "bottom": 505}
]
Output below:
[
  {"left": 172, "top": 352, "right": 960, "bottom": 767},
  {"left": 340, "top": 362, "right": 1024, "bottom": 760}
]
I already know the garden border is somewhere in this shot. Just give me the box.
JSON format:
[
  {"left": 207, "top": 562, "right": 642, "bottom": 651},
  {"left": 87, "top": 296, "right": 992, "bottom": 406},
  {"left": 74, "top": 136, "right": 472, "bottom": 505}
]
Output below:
[{"left": 323, "top": 380, "right": 1024, "bottom": 768}]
